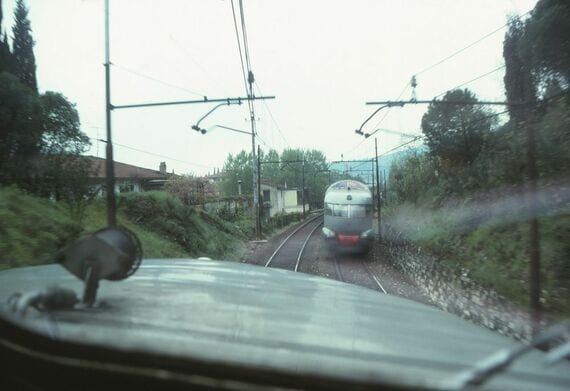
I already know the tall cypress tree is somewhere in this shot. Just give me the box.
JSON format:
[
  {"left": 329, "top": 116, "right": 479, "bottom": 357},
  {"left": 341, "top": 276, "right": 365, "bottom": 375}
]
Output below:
[
  {"left": 0, "top": 0, "right": 15, "bottom": 74},
  {"left": 503, "top": 17, "right": 536, "bottom": 123},
  {"left": 12, "top": 0, "right": 37, "bottom": 92}
]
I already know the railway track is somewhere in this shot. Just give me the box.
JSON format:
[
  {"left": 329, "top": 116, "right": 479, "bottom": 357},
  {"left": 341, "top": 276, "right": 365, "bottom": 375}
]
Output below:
[
  {"left": 264, "top": 214, "right": 324, "bottom": 271},
  {"left": 261, "top": 212, "right": 388, "bottom": 295},
  {"left": 333, "top": 255, "right": 388, "bottom": 294}
]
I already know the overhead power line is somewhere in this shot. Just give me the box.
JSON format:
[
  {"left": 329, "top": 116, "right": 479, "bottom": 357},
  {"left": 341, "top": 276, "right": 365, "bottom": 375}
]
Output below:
[
  {"left": 238, "top": 0, "right": 253, "bottom": 74},
  {"left": 345, "top": 82, "right": 411, "bottom": 157},
  {"left": 434, "top": 65, "right": 506, "bottom": 98},
  {"left": 415, "top": 9, "right": 532, "bottom": 76},
  {"left": 90, "top": 137, "right": 214, "bottom": 169},
  {"left": 112, "top": 63, "right": 205, "bottom": 97},
  {"left": 230, "top": 0, "right": 249, "bottom": 95},
  {"left": 255, "top": 81, "right": 290, "bottom": 148},
  {"left": 346, "top": 8, "right": 533, "bottom": 161},
  {"left": 167, "top": 34, "right": 228, "bottom": 94},
  {"left": 378, "top": 137, "right": 423, "bottom": 157}
]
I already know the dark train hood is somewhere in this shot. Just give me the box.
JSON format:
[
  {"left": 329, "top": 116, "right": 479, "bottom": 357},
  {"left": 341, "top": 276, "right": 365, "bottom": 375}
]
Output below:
[{"left": 0, "top": 259, "right": 569, "bottom": 390}]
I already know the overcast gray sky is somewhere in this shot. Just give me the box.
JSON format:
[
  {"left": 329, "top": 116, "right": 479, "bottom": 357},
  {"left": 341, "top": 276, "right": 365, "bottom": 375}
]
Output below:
[{"left": 3, "top": 0, "right": 538, "bottom": 175}]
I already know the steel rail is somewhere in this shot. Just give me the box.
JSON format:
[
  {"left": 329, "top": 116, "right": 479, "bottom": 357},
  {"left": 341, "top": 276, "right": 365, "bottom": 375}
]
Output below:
[
  {"left": 362, "top": 261, "right": 388, "bottom": 294},
  {"left": 333, "top": 256, "right": 344, "bottom": 283},
  {"left": 264, "top": 214, "right": 324, "bottom": 268},
  {"left": 294, "top": 221, "right": 323, "bottom": 272}
]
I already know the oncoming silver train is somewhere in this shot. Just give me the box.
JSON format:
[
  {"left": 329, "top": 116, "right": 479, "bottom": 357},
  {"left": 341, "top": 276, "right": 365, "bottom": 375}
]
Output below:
[{"left": 322, "top": 180, "right": 374, "bottom": 252}]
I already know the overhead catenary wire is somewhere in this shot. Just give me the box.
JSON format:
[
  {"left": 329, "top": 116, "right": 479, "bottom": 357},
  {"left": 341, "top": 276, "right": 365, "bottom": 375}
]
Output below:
[
  {"left": 90, "top": 137, "right": 214, "bottom": 170},
  {"left": 238, "top": 0, "right": 253, "bottom": 76},
  {"left": 346, "top": 8, "right": 534, "bottom": 160},
  {"left": 112, "top": 63, "right": 205, "bottom": 97},
  {"left": 230, "top": 0, "right": 249, "bottom": 96},
  {"left": 167, "top": 34, "right": 229, "bottom": 94},
  {"left": 254, "top": 81, "right": 290, "bottom": 148},
  {"left": 345, "top": 82, "right": 411, "bottom": 158},
  {"left": 378, "top": 136, "right": 423, "bottom": 158},
  {"left": 415, "top": 9, "right": 532, "bottom": 76},
  {"left": 434, "top": 65, "right": 507, "bottom": 98}
]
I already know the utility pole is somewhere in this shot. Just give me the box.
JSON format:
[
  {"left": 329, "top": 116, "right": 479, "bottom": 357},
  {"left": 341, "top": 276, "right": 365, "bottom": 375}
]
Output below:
[
  {"left": 526, "top": 111, "right": 541, "bottom": 333},
  {"left": 383, "top": 169, "right": 387, "bottom": 206},
  {"left": 257, "top": 144, "right": 262, "bottom": 237},
  {"left": 247, "top": 70, "right": 261, "bottom": 240},
  {"left": 302, "top": 157, "right": 306, "bottom": 218},
  {"left": 371, "top": 159, "right": 375, "bottom": 207},
  {"left": 104, "top": 0, "right": 116, "bottom": 227},
  {"left": 375, "top": 138, "right": 381, "bottom": 241},
  {"left": 103, "top": 1, "right": 274, "bottom": 231}
]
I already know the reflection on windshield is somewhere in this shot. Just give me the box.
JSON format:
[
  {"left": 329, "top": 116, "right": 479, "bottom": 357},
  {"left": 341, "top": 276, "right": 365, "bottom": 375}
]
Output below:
[{"left": 0, "top": 0, "right": 569, "bottom": 389}]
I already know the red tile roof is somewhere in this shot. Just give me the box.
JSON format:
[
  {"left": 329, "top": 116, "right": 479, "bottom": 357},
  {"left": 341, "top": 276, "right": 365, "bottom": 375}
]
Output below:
[{"left": 85, "top": 156, "right": 169, "bottom": 179}]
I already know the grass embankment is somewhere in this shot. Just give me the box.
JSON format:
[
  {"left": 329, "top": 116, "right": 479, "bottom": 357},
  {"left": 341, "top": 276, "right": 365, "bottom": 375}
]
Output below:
[
  {"left": 385, "top": 201, "right": 570, "bottom": 318},
  {"left": 0, "top": 187, "right": 246, "bottom": 271}
]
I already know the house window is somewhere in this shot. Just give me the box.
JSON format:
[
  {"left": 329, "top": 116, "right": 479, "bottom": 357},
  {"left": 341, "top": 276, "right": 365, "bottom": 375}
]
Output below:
[
  {"left": 263, "top": 190, "right": 270, "bottom": 202},
  {"left": 119, "top": 184, "right": 134, "bottom": 193}
]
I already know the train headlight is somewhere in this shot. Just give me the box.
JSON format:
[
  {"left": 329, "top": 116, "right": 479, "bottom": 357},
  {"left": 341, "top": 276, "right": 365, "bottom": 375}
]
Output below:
[
  {"left": 322, "top": 227, "right": 336, "bottom": 238},
  {"left": 360, "top": 229, "right": 374, "bottom": 239}
]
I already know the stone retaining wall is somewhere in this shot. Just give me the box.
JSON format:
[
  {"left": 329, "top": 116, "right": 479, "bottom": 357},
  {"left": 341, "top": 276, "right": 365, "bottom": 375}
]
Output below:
[{"left": 375, "top": 241, "right": 535, "bottom": 341}]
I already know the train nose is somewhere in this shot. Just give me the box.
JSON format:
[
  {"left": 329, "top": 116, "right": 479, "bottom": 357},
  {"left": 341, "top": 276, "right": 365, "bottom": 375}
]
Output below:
[{"left": 337, "top": 234, "right": 360, "bottom": 246}]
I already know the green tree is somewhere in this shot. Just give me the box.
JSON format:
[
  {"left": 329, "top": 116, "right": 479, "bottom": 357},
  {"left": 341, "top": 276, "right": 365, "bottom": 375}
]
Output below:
[
  {"left": 421, "top": 89, "right": 496, "bottom": 167},
  {"left": 221, "top": 150, "right": 253, "bottom": 197},
  {"left": 0, "top": 0, "right": 15, "bottom": 74},
  {"left": 221, "top": 147, "right": 330, "bottom": 208},
  {"left": 520, "top": 0, "right": 570, "bottom": 88},
  {"left": 300, "top": 149, "right": 329, "bottom": 207},
  {"left": 39, "top": 92, "right": 89, "bottom": 155},
  {"left": 0, "top": 72, "right": 42, "bottom": 188},
  {"left": 166, "top": 175, "right": 215, "bottom": 205},
  {"left": 12, "top": 0, "right": 37, "bottom": 92},
  {"left": 32, "top": 92, "right": 92, "bottom": 203},
  {"left": 389, "top": 151, "right": 439, "bottom": 204},
  {"left": 503, "top": 16, "right": 536, "bottom": 123},
  {"left": 260, "top": 148, "right": 280, "bottom": 185}
]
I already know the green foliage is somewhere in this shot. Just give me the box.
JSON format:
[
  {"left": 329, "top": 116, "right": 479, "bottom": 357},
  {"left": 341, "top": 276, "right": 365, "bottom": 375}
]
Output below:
[
  {"left": 33, "top": 92, "right": 93, "bottom": 204},
  {"left": 0, "top": 186, "right": 82, "bottom": 270},
  {"left": 0, "top": 72, "right": 42, "bottom": 189},
  {"left": 1, "top": 2, "right": 91, "bottom": 207},
  {"left": 0, "top": 188, "right": 251, "bottom": 270},
  {"left": 389, "top": 151, "right": 439, "bottom": 204},
  {"left": 263, "top": 212, "right": 303, "bottom": 235},
  {"left": 11, "top": 0, "right": 37, "bottom": 92},
  {"left": 0, "top": 34, "right": 15, "bottom": 74},
  {"left": 165, "top": 174, "right": 216, "bottom": 205},
  {"left": 39, "top": 92, "right": 89, "bottom": 155},
  {"left": 221, "top": 150, "right": 253, "bottom": 196},
  {"left": 503, "top": 16, "right": 536, "bottom": 125},
  {"left": 0, "top": 0, "right": 16, "bottom": 74},
  {"left": 520, "top": 0, "right": 570, "bottom": 87},
  {"left": 118, "top": 191, "right": 244, "bottom": 258},
  {"left": 463, "top": 215, "right": 570, "bottom": 315},
  {"left": 535, "top": 95, "right": 570, "bottom": 177},
  {"left": 221, "top": 147, "right": 329, "bottom": 208},
  {"left": 421, "top": 89, "right": 495, "bottom": 167}
]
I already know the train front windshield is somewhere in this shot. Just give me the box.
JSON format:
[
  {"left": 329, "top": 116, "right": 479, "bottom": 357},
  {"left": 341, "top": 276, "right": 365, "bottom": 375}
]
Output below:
[{"left": 325, "top": 204, "right": 372, "bottom": 218}]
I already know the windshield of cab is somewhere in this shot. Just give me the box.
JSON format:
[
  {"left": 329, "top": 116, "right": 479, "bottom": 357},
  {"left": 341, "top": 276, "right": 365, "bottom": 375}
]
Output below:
[{"left": 0, "top": 0, "right": 569, "bottom": 388}]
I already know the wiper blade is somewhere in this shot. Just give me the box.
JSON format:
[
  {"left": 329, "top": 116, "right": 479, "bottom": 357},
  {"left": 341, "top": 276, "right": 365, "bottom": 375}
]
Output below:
[{"left": 445, "top": 320, "right": 570, "bottom": 390}]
